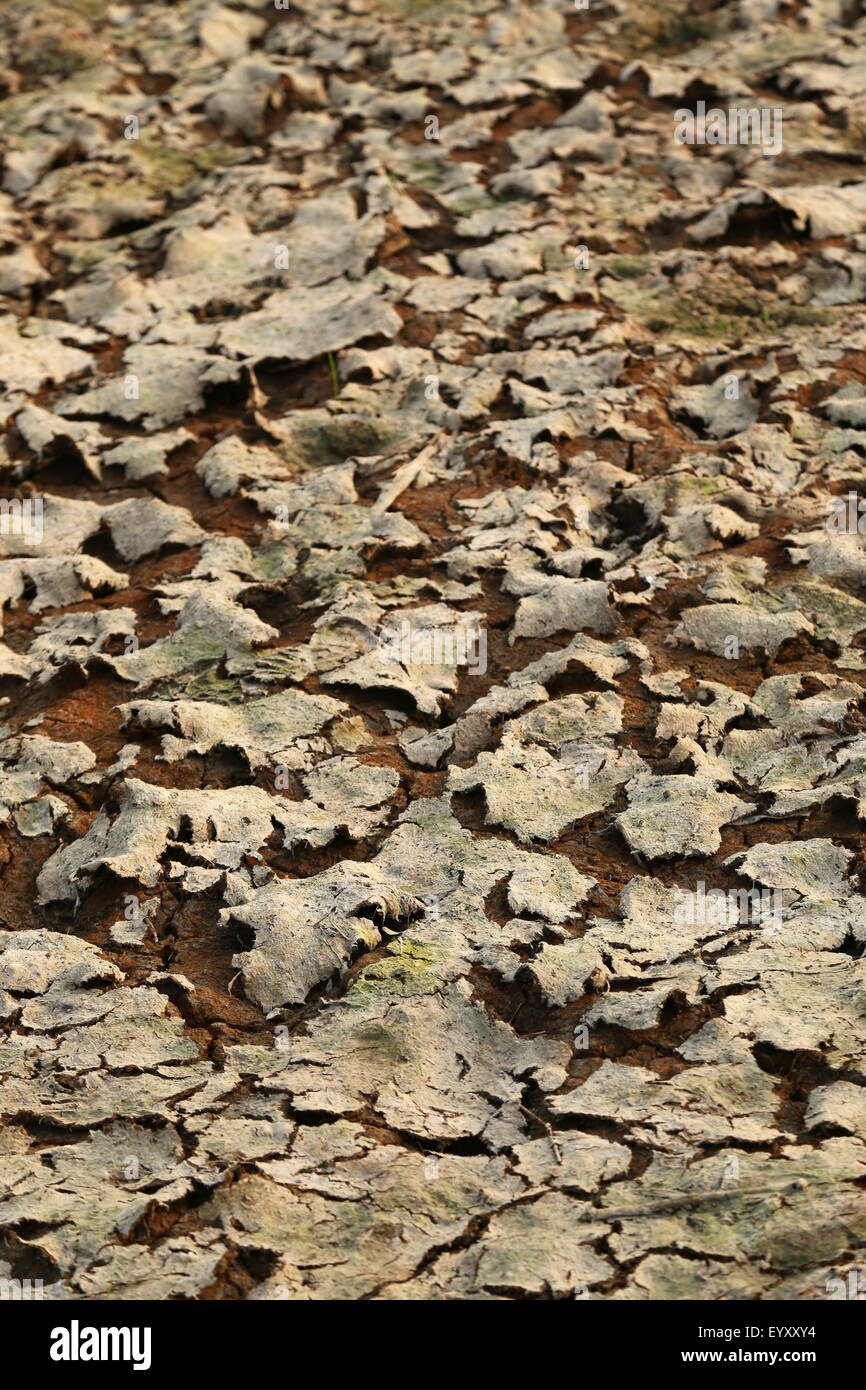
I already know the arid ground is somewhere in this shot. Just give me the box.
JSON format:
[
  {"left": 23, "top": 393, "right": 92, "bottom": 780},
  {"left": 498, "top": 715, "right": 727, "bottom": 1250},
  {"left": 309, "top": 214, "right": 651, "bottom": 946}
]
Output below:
[{"left": 0, "top": 0, "right": 865, "bottom": 1301}]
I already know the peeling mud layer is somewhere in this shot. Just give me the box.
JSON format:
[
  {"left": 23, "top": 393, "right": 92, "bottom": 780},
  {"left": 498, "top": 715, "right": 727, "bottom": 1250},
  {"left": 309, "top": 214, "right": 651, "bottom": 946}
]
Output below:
[{"left": 0, "top": 0, "right": 866, "bottom": 1304}]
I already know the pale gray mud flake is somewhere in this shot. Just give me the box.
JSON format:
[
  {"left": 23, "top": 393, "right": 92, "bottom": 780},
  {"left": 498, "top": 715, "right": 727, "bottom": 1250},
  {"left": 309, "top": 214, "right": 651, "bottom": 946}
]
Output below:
[
  {"left": 0, "top": 1122, "right": 193, "bottom": 1277},
  {"left": 524, "top": 937, "right": 609, "bottom": 1006},
  {"left": 216, "top": 282, "right": 401, "bottom": 366},
  {"left": 469, "top": 1194, "right": 613, "bottom": 1296},
  {"left": 230, "top": 977, "right": 568, "bottom": 1143},
  {"left": 213, "top": 1151, "right": 523, "bottom": 1300},
  {"left": 70, "top": 1235, "right": 229, "bottom": 1301},
  {"left": 507, "top": 576, "right": 618, "bottom": 643},
  {"left": 196, "top": 436, "right": 292, "bottom": 498},
  {"left": 108, "top": 590, "right": 279, "bottom": 690},
  {"left": 506, "top": 855, "right": 594, "bottom": 919},
  {"left": 0, "top": 316, "right": 94, "bottom": 411},
  {"left": 717, "top": 951, "right": 866, "bottom": 1074},
  {"left": 56, "top": 344, "right": 245, "bottom": 431},
  {"left": 101, "top": 498, "right": 205, "bottom": 563},
  {"left": 0, "top": 555, "right": 128, "bottom": 625},
  {"left": 449, "top": 739, "right": 643, "bottom": 843},
  {"left": 616, "top": 774, "right": 750, "bottom": 859},
  {"left": 550, "top": 1056, "right": 781, "bottom": 1146},
  {"left": 225, "top": 860, "right": 418, "bottom": 1010},
  {"left": 120, "top": 689, "right": 346, "bottom": 768},
  {"left": 36, "top": 778, "right": 335, "bottom": 902},
  {"left": 28, "top": 608, "right": 137, "bottom": 682},
  {"left": 0, "top": 929, "right": 120, "bottom": 1023},
  {"left": 671, "top": 380, "right": 760, "bottom": 439},
  {"left": 673, "top": 599, "right": 813, "bottom": 659},
  {"left": 726, "top": 838, "right": 852, "bottom": 898},
  {"left": 598, "top": 1142, "right": 866, "bottom": 1270}
]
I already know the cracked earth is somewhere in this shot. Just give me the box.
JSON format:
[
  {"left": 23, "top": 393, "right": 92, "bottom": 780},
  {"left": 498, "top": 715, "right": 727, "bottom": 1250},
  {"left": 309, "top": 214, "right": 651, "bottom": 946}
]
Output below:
[{"left": 1, "top": 0, "right": 866, "bottom": 1302}]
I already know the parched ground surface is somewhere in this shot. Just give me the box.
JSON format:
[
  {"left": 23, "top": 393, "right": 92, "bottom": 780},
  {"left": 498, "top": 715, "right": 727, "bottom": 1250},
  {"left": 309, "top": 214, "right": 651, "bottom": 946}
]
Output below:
[{"left": 0, "top": 0, "right": 865, "bottom": 1301}]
